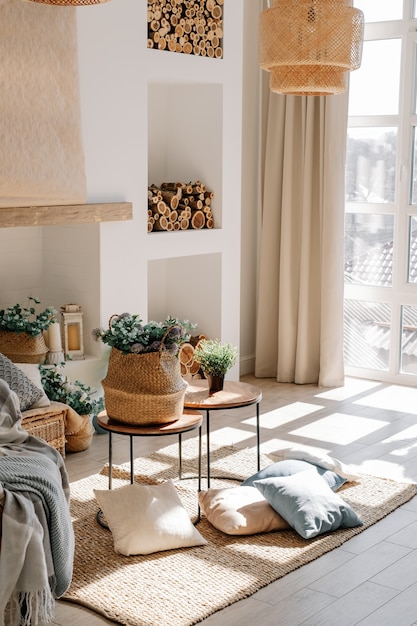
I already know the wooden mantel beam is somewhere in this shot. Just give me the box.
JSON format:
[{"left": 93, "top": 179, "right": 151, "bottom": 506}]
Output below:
[{"left": 0, "top": 202, "right": 133, "bottom": 228}]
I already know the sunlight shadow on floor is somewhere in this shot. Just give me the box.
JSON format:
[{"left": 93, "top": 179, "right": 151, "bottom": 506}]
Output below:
[
  {"left": 353, "top": 385, "right": 417, "bottom": 415},
  {"left": 289, "top": 413, "right": 389, "bottom": 445}
]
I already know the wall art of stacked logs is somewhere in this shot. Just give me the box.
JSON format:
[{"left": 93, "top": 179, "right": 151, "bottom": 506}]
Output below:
[
  {"left": 179, "top": 335, "right": 207, "bottom": 381},
  {"left": 147, "top": 0, "right": 223, "bottom": 58},
  {"left": 148, "top": 180, "right": 214, "bottom": 232}
]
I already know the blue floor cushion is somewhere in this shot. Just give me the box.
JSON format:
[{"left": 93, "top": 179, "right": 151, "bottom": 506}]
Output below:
[
  {"left": 242, "top": 458, "right": 347, "bottom": 492},
  {"left": 254, "top": 469, "right": 363, "bottom": 539}
]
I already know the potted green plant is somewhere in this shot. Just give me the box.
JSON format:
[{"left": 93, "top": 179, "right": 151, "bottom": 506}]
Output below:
[
  {"left": 39, "top": 363, "right": 104, "bottom": 417},
  {"left": 39, "top": 363, "right": 105, "bottom": 450},
  {"left": 193, "top": 338, "right": 238, "bottom": 394},
  {"left": 0, "top": 297, "right": 57, "bottom": 363},
  {"left": 92, "top": 314, "right": 196, "bottom": 425}
]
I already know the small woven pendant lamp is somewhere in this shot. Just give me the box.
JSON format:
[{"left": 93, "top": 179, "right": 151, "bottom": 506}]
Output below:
[
  {"left": 25, "top": 0, "right": 109, "bottom": 5},
  {"left": 259, "top": 0, "right": 364, "bottom": 96}
]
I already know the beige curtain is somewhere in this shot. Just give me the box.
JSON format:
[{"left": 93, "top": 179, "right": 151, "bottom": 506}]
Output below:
[{"left": 255, "top": 91, "right": 348, "bottom": 387}]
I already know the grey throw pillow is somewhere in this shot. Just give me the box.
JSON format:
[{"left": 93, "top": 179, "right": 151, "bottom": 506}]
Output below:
[
  {"left": 242, "top": 459, "right": 347, "bottom": 491},
  {"left": 254, "top": 470, "right": 363, "bottom": 539},
  {"left": 0, "top": 352, "right": 44, "bottom": 411}
]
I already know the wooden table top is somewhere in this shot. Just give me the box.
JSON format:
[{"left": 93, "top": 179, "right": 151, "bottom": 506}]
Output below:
[
  {"left": 97, "top": 410, "right": 203, "bottom": 436},
  {"left": 184, "top": 379, "right": 262, "bottom": 410}
]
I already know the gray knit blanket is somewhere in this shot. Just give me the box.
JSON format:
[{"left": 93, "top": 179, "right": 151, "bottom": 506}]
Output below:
[{"left": 0, "top": 379, "right": 74, "bottom": 626}]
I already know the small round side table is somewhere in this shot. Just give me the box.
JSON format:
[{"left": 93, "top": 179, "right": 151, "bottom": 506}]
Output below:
[
  {"left": 184, "top": 380, "right": 262, "bottom": 487},
  {"left": 96, "top": 410, "right": 203, "bottom": 526}
]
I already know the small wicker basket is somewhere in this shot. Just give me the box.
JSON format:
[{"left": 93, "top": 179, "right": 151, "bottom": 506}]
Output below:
[
  {"left": 21, "top": 411, "right": 66, "bottom": 457},
  {"left": 65, "top": 415, "right": 95, "bottom": 453},
  {"left": 0, "top": 331, "right": 48, "bottom": 364},
  {"left": 27, "top": 0, "right": 109, "bottom": 5}
]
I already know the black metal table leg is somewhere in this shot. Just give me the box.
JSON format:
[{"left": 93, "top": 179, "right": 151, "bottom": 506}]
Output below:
[
  {"left": 206, "top": 410, "right": 211, "bottom": 488},
  {"left": 108, "top": 430, "right": 113, "bottom": 490},
  {"left": 198, "top": 424, "right": 202, "bottom": 493},
  {"left": 197, "top": 424, "right": 202, "bottom": 521},
  {"left": 129, "top": 435, "right": 134, "bottom": 484},
  {"left": 256, "top": 401, "right": 260, "bottom": 471},
  {"left": 179, "top": 432, "right": 183, "bottom": 480},
  {"left": 96, "top": 431, "right": 113, "bottom": 528}
]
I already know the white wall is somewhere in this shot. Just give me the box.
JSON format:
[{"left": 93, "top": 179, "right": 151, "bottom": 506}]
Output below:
[
  {"left": 77, "top": 0, "right": 147, "bottom": 327},
  {"left": 240, "top": 0, "right": 262, "bottom": 375},
  {"left": 0, "top": 0, "right": 262, "bottom": 387},
  {"left": 76, "top": 0, "right": 252, "bottom": 383},
  {"left": 0, "top": 227, "right": 43, "bottom": 306}
]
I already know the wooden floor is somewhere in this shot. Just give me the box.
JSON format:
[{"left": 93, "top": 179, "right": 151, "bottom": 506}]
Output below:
[{"left": 49, "top": 374, "right": 417, "bottom": 625}]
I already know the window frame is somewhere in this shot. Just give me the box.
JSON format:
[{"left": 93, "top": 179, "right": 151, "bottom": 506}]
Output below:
[{"left": 344, "top": 4, "right": 417, "bottom": 384}]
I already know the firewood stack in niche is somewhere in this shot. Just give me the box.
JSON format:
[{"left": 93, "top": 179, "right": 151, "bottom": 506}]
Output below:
[
  {"left": 148, "top": 180, "right": 215, "bottom": 232},
  {"left": 179, "top": 335, "right": 207, "bottom": 380},
  {"left": 147, "top": 0, "right": 223, "bottom": 58}
]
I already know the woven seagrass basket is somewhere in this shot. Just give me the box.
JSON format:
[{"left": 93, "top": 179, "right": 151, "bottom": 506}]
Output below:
[
  {"left": 28, "top": 0, "right": 109, "bottom": 5},
  {"left": 0, "top": 331, "right": 48, "bottom": 364},
  {"left": 65, "top": 415, "right": 95, "bottom": 453},
  {"left": 102, "top": 330, "right": 187, "bottom": 426},
  {"left": 21, "top": 411, "right": 66, "bottom": 457}
]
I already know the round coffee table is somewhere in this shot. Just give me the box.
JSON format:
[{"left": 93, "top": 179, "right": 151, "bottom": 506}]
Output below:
[
  {"left": 184, "top": 380, "right": 262, "bottom": 487},
  {"left": 96, "top": 410, "right": 203, "bottom": 526}
]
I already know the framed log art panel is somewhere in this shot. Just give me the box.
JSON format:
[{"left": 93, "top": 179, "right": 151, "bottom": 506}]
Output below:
[{"left": 147, "top": 0, "right": 223, "bottom": 58}]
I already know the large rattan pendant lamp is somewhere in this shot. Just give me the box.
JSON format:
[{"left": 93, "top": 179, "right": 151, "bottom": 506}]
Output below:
[
  {"left": 25, "top": 0, "right": 109, "bottom": 5},
  {"left": 259, "top": 0, "right": 364, "bottom": 96}
]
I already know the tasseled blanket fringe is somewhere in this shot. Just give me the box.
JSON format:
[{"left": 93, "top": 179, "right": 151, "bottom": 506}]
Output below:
[{"left": 5, "top": 582, "right": 55, "bottom": 626}]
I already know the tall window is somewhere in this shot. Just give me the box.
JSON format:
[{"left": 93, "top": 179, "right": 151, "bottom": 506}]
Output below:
[{"left": 344, "top": 1, "right": 417, "bottom": 384}]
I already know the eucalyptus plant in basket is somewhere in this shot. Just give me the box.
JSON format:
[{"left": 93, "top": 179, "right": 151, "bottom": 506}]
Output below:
[
  {"left": 92, "top": 313, "right": 196, "bottom": 355},
  {"left": 92, "top": 313, "right": 197, "bottom": 426},
  {"left": 0, "top": 297, "right": 56, "bottom": 336},
  {"left": 0, "top": 297, "right": 57, "bottom": 363}
]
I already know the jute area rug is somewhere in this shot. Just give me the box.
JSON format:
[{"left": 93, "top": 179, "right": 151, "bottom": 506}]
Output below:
[{"left": 64, "top": 440, "right": 417, "bottom": 626}]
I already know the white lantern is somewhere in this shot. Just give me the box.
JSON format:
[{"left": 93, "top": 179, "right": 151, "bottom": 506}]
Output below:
[{"left": 61, "top": 304, "right": 84, "bottom": 360}]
